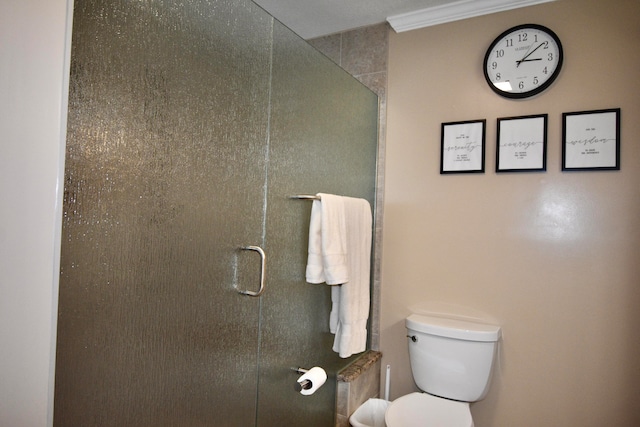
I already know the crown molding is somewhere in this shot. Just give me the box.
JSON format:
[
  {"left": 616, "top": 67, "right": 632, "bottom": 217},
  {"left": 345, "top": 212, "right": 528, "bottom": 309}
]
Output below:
[{"left": 387, "top": 0, "right": 556, "bottom": 33}]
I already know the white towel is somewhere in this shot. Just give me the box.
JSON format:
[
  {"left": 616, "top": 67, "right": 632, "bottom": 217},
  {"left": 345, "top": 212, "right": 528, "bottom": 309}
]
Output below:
[
  {"left": 305, "top": 193, "right": 372, "bottom": 358},
  {"left": 305, "top": 193, "right": 349, "bottom": 285}
]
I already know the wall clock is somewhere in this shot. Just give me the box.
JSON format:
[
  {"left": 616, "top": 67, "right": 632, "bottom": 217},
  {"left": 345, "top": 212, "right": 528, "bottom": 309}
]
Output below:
[{"left": 483, "top": 24, "right": 563, "bottom": 99}]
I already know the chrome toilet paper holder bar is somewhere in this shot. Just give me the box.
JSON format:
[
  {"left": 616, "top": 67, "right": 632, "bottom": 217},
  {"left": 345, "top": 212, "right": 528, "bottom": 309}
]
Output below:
[
  {"left": 291, "top": 367, "right": 312, "bottom": 391},
  {"left": 288, "top": 194, "right": 321, "bottom": 200},
  {"left": 291, "top": 366, "right": 328, "bottom": 395}
]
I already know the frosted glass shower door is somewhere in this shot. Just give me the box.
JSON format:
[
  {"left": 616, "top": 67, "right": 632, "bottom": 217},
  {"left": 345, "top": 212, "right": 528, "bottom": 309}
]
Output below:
[
  {"left": 55, "top": 1, "right": 380, "bottom": 426},
  {"left": 256, "top": 21, "right": 379, "bottom": 427},
  {"left": 54, "top": 0, "right": 273, "bottom": 425}
]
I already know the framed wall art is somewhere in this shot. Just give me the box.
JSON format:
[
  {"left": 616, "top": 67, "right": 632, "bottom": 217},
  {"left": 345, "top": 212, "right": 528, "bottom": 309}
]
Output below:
[
  {"left": 496, "top": 114, "right": 547, "bottom": 172},
  {"left": 440, "top": 119, "right": 486, "bottom": 174},
  {"left": 562, "top": 108, "right": 620, "bottom": 171}
]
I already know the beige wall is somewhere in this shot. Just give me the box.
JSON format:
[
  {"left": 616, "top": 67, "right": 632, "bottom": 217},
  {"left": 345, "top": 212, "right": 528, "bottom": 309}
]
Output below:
[{"left": 381, "top": 0, "right": 640, "bottom": 426}]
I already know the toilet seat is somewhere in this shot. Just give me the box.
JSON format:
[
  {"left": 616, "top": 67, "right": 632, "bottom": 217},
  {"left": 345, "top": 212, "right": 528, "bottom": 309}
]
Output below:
[{"left": 385, "top": 392, "right": 474, "bottom": 427}]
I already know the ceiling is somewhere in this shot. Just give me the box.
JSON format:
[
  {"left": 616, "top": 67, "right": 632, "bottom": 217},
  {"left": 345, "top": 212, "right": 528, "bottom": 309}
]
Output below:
[{"left": 252, "top": 0, "right": 555, "bottom": 40}]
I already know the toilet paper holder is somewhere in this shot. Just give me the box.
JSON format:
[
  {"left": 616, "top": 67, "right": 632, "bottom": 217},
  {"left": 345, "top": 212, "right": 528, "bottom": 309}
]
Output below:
[
  {"left": 291, "top": 366, "right": 327, "bottom": 394},
  {"left": 292, "top": 367, "right": 312, "bottom": 391}
]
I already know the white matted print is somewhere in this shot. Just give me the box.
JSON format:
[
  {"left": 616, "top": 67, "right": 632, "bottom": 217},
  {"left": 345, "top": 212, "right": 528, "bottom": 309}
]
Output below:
[
  {"left": 440, "top": 119, "right": 486, "bottom": 174},
  {"left": 563, "top": 108, "right": 620, "bottom": 171},
  {"left": 496, "top": 114, "right": 547, "bottom": 172}
]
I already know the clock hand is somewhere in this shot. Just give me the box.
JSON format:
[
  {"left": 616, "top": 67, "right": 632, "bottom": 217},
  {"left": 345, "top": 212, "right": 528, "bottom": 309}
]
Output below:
[
  {"left": 520, "top": 58, "right": 542, "bottom": 62},
  {"left": 516, "top": 42, "right": 545, "bottom": 67}
]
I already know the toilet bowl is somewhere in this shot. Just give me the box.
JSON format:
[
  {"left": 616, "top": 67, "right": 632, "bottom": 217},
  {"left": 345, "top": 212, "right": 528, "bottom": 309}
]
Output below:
[{"left": 385, "top": 392, "right": 473, "bottom": 427}]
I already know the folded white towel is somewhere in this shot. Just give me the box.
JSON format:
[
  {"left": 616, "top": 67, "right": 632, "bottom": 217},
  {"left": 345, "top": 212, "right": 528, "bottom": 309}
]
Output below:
[
  {"left": 305, "top": 193, "right": 372, "bottom": 358},
  {"left": 332, "top": 196, "right": 372, "bottom": 358},
  {"left": 305, "top": 194, "right": 349, "bottom": 285}
]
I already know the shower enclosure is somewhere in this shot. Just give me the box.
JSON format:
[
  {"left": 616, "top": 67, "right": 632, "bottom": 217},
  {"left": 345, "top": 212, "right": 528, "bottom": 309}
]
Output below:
[{"left": 53, "top": 0, "right": 378, "bottom": 426}]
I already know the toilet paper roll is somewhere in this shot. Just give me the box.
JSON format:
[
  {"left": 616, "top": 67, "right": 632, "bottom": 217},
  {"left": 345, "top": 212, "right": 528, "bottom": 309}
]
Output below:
[{"left": 297, "top": 366, "right": 327, "bottom": 396}]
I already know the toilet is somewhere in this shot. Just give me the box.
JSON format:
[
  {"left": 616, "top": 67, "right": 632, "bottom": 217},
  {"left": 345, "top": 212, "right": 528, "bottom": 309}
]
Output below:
[{"left": 385, "top": 313, "right": 501, "bottom": 427}]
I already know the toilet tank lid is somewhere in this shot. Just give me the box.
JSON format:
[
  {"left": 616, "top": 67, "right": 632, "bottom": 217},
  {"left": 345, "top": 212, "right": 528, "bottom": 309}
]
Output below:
[{"left": 406, "top": 314, "right": 501, "bottom": 342}]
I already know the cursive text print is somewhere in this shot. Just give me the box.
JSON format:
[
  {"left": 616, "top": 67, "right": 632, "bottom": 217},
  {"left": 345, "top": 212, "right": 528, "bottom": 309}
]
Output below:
[
  {"left": 499, "top": 140, "right": 543, "bottom": 150},
  {"left": 566, "top": 136, "right": 616, "bottom": 146},
  {"left": 443, "top": 139, "right": 482, "bottom": 153}
]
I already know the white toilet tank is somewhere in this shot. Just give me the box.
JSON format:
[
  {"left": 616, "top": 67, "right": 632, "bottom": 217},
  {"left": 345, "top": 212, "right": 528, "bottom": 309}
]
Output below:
[{"left": 406, "top": 314, "right": 501, "bottom": 402}]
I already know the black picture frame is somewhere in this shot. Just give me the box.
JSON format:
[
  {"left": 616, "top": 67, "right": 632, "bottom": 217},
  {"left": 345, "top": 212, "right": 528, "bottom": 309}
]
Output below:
[
  {"left": 496, "top": 114, "right": 547, "bottom": 172},
  {"left": 440, "top": 119, "right": 486, "bottom": 174},
  {"left": 562, "top": 108, "right": 620, "bottom": 171}
]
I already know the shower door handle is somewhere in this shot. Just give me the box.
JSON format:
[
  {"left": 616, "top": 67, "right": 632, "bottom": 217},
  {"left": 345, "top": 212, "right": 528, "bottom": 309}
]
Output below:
[{"left": 238, "top": 245, "right": 266, "bottom": 297}]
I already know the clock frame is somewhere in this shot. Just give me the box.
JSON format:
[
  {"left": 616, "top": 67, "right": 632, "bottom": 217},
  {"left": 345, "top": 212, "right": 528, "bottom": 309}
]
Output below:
[{"left": 483, "top": 24, "right": 563, "bottom": 99}]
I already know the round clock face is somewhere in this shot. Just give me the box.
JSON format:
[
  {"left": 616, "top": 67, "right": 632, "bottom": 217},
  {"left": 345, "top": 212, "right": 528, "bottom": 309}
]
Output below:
[{"left": 483, "top": 24, "right": 563, "bottom": 99}]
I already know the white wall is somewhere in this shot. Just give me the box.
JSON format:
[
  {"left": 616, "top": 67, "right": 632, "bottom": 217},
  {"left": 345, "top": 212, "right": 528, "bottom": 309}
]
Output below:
[{"left": 0, "top": 1, "right": 72, "bottom": 425}]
